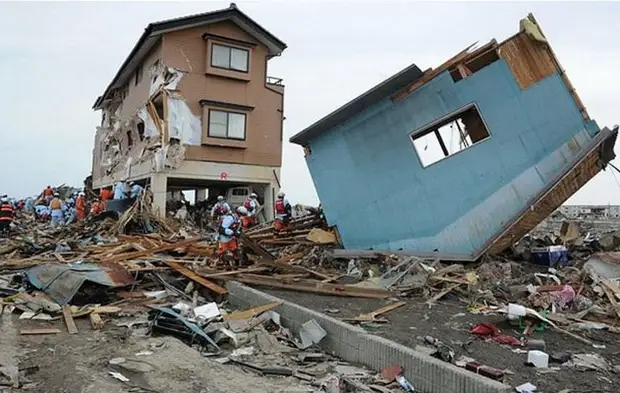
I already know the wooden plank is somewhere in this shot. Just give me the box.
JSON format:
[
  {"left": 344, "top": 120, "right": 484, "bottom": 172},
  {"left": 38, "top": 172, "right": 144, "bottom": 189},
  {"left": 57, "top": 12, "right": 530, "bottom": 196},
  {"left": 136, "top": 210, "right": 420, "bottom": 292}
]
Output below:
[
  {"left": 230, "top": 274, "right": 393, "bottom": 299},
  {"left": 392, "top": 40, "right": 497, "bottom": 101},
  {"left": 91, "top": 306, "right": 122, "bottom": 314},
  {"left": 101, "top": 237, "right": 202, "bottom": 263},
  {"left": 90, "top": 313, "right": 104, "bottom": 330},
  {"left": 202, "top": 267, "right": 269, "bottom": 278},
  {"left": 20, "top": 328, "right": 61, "bottom": 335},
  {"left": 498, "top": 32, "right": 556, "bottom": 89},
  {"left": 164, "top": 260, "right": 228, "bottom": 295},
  {"left": 62, "top": 306, "right": 78, "bottom": 334},
  {"left": 223, "top": 302, "right": 282, "bottom": 321},
  {"left": 344, "top": 301, "right": 407, "bottom": 323},
  {"left": 526, "top": 13, "right": 589, "bottom": 120},
  {"left": 275, "top": 252, "right": 305, "bottom": 264},
  {"left": 426, "top": 283, "right": 462, "bottom": 306},
  {"left": 600, "top": 283, "right": 620, "bottom": 319}
]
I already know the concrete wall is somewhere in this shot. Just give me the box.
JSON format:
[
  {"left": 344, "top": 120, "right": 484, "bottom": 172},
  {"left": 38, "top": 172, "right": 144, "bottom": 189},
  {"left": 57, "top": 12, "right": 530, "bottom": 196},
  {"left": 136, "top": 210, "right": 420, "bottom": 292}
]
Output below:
[
  {"left": 227, "top": 282, "right": 511, "bottom": 393},
  {"left": 161, "top": 20, "right": 285, "bottom": 167},
  {"left": 304, "top": 59, "right": 601, "bottom": 256}
]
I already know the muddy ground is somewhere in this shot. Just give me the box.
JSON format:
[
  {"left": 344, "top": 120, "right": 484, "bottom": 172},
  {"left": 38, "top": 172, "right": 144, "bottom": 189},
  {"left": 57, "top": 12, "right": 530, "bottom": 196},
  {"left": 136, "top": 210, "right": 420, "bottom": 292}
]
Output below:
[
  {"left": 0, "top": 313, "right": 308, "bottom": 393},
  {"left": 265, "top": 288, "right": 620, "bottom": 393}
]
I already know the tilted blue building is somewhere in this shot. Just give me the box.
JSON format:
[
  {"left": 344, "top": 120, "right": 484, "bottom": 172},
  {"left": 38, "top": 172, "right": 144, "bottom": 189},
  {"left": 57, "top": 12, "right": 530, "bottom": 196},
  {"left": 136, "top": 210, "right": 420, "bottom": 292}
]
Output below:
[{"left": 290, "top": 15, "right": 617, "bottom": 261}]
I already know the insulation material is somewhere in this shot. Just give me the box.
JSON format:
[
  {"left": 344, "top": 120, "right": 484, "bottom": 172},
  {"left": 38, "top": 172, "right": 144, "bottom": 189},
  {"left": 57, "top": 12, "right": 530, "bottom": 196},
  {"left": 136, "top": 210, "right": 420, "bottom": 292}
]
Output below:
[
  {"left": 153, "top": 145, "right": 167, "bottom": 173},
  {"left": 520, "top": 17, "right": 548, "bottom": 44},
  {"left": 150, "top": 64, "right": 183, "bottom": 97},
  {"left": 167, "top": 97, "right": 201, "bottom": 146},
  {"left": 137, "top": 107, "right": 159, "bottom": 139},
  {"left": 165, "top": 143, "right": 186, "bottom": 169}
]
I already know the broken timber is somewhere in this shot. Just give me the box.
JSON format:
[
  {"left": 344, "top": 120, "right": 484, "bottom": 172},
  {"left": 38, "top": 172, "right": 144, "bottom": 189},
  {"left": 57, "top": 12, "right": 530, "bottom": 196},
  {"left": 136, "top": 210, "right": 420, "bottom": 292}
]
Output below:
[
  {"left": 62, "top": 305, "right": 78, "bottom": 334},
  {"left": 227, "top": 274, "right": 393, "bottom": 299},
  {"left": 164, "top": 260, "right": 228, "bottom": 296}
]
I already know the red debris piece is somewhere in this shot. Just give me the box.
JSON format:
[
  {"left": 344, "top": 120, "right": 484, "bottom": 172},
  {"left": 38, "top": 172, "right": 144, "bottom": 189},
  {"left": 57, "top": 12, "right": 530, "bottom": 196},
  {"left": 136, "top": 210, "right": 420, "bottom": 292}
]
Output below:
[
  {"left": 470, "top": 323, "right": 522, "bottom": 347},
  {"left": 381, "top": 364, "right": 403, "bottom": 381}
]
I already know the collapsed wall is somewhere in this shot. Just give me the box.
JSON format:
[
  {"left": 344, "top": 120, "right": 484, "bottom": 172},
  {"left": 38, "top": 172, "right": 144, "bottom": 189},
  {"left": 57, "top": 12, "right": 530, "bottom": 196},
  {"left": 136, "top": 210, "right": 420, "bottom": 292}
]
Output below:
[{"left": 93, "top": 63, "right": 202, "bottom": 184}]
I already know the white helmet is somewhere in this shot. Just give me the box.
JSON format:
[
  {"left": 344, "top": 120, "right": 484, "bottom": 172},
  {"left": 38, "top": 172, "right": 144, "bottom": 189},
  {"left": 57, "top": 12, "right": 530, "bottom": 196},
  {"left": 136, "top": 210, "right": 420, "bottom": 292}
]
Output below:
[
  {"left": 277, "top": 191, "right": 285, "bottom": 199},
  {"left": 250, "top": 193, "right": 257, "bottom": 199},
  {"left": 237, "top": 206, "right": 248, "bottom": 215},
  {"left": 0, "top": 197, "right": 7, "bottom": 203},
  {"left": 217, "top": 195, "right": 224, "bottom": 202},
  {"left": 79, "top": 192, "right": 85, "bottom": 196}
]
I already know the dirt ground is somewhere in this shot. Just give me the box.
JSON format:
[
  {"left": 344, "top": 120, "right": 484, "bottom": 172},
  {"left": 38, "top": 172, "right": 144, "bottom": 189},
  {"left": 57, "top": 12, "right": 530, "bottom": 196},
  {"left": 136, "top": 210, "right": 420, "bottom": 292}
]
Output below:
[
  {"left": 265, "top": 288, "right": 620, "bottom": 393},
  {"left": 0, "top": 313, "right": 308, "bottom": 393}
]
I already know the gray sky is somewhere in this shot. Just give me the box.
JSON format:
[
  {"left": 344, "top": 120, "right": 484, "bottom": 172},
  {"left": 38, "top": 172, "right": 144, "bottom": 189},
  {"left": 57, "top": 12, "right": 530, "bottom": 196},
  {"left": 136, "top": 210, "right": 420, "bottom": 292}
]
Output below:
[{"left": 1, "top": 1, "right": 619, "bottom": 205}]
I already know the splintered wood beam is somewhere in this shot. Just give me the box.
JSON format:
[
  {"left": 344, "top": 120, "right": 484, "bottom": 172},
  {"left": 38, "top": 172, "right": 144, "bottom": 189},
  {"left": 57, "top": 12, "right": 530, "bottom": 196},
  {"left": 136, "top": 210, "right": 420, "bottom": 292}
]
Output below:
[
  {"left": 230, "top": 274, "right": 393, "bottom": 299},
  {"left": 100, "top": 237, "right": 202, "bottom": 263},
  {"left": 343, "top": 301, "right": 407, "bottom": 322},
  {"left": 163, "top": 260, "right": 228, "bottom": 296},
  {"left": 20, "top": 328, "right": 61, "bottom": 335},
  {"left": 90, "top": 313, "right": 104, "bottom": 330},
  {"left": 223, "top": 301, "right": 282, "bottom": 321},
  {"left": 62, "top": 306, "right": 78, "bottom": 334}
]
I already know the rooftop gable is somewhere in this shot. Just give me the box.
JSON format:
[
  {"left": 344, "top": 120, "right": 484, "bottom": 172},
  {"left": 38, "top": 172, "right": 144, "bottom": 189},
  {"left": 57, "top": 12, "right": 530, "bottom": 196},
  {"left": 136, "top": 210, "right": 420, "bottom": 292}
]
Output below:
[{"left": 93, "top": 3, "right": 286, "bottom": 109}]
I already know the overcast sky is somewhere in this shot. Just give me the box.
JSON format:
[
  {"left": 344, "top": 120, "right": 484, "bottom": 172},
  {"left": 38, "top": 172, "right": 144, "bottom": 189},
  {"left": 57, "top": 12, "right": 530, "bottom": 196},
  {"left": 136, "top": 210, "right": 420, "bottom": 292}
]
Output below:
[{"left": 1, "top": 1, "right": 619, "bottom": 205}]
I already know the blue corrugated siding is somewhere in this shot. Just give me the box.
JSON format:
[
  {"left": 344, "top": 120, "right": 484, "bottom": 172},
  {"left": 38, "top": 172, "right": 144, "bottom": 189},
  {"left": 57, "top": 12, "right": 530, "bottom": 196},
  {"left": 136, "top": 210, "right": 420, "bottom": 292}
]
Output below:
[{"left": 306, "top": 58, "right": 600, "bottom": 255}]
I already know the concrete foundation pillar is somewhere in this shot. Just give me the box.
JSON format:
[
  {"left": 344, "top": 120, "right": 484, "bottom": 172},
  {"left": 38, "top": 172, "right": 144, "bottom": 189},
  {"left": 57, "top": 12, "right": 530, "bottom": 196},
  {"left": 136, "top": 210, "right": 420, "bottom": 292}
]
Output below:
[
  {"left": 263, "top": 182, "right": 277, "bottom": 221},
  {"left": 150, "top": 173, "right": 167, "bottom": 217},
  {"left": 196, "top": 189, "right": 207, "bottom": 202}
]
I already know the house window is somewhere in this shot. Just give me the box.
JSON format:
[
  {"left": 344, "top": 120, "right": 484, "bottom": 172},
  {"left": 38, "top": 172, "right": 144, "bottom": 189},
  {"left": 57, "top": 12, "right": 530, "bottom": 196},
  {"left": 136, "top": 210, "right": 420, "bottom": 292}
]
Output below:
[
  {"left": 211, "top": 44, "right": 249, "bottom": 72},
  {"left": 208, "top": 110, "right": 246, "bottom": 140},
  {"left": 411, "top": 105, "right": 490, "bottom": 167},
  {"left": 135, "top": 63, "right": 143, "bottom": 86},
  {"left": 232, "top": 188, "right": 249, "bottom": 197}
]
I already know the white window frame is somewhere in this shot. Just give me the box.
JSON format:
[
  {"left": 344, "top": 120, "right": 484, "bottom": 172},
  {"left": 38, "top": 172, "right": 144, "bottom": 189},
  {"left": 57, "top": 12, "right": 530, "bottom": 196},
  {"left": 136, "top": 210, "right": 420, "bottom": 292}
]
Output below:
[
  {"left": 208, "top": 109, "right": 247, "bottom": 140},
  {"left": 211, "top": 43, "right": 249, "bottom": 72}
]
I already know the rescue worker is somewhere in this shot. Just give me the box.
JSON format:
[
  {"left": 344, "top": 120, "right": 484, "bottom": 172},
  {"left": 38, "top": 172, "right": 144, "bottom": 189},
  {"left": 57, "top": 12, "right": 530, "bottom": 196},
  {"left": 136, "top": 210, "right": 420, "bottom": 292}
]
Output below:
[
  {"left": 75, "top": 192, "right": 86, "bottom": 221},
  {"left": 217, "top": 206, "right": 241, "bottom": 266},
  {"left": 0, "top": 195, "right": 15, "bottom": 236},
  {"left": 99, "top": 187, "right": 112, "bottom": 201},
  {"left": 25, "top": 196, "right": 34, "bottom": 214},
  {"left": 113, "top": 179, "right": 128, "bottom": 200},
  {"left": 64, "top": 198, "right": 76, "bottom": 225},
  {"left": 242, "top": 193, "right": 260, "bottom": 229},
  {"left": 274, "top": 191, "right": 292, "bottom": 235},
  {"left": 49, "top": 193, "right": 64, "bottom": 227},
  {"left": 35, "top": 204, "right": 50, "bottom": 221},
  {"left": 237, "top": 206, "right": 253, "bottom": 230},
  {"left": 43, "top": 186, "right": 54, "bottom": 203},
  {"left": 90, "top": 200, "right": 104, "bottom": 216},
  {"left": 129, "top": 181, "right": 144, "bottom": 200},
  {"left": 210, "top": 196, "right": 231, "bottom": 225}
]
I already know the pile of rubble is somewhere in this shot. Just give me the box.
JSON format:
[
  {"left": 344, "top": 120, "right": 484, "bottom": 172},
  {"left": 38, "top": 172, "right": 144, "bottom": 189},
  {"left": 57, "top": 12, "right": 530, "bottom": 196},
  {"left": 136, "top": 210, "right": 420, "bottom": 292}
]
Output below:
[
  {"left": 0, "top": 204, "right": 426, "bottom": 391},
  {"left": 4, "top": 199, "right": 620, "bottom": 391}
]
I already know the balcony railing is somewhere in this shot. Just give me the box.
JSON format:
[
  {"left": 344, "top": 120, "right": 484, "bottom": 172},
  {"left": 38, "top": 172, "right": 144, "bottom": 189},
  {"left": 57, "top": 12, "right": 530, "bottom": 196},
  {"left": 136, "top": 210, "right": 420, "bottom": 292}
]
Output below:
[{"left": 266, "top": 76, "right": 284, "bottom": 86}]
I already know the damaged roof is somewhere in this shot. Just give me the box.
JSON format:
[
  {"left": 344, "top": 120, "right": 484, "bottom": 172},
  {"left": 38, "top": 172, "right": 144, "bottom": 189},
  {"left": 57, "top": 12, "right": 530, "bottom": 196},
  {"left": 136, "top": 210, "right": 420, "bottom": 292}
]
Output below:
[
  {"left": 93, "top": 3, "right": 287, "bottom": 109},
  {"left": 289, "top": 62, "right": 425, "bottom": 146}
]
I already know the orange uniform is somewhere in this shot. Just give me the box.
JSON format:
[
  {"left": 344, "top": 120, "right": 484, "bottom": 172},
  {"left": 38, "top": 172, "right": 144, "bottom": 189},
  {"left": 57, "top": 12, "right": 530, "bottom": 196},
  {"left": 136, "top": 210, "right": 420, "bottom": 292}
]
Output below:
[
  {"left": 90, "top": 201, "right": 103, "bottom": 215},
  {"left": 76, "top": 196, "right": 86, "bottom": 221}
]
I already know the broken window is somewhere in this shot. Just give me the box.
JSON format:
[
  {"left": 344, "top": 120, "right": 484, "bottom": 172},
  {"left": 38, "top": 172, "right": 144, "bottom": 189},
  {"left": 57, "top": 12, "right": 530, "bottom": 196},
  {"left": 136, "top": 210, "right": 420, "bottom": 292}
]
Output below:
[
  {"left": 153, "top": 96, "right": 164, "bottom": 120},
  {"left": 137, "top": 121, "right": 145, "bottom": 141},
  {"left": 135, "top": 63, "right": 143, "bottom": 86},
  {"left": 208, "top": 110, "right": 246, "bottom": 140},
  {"left": 211, "top": 44, "right": 249, "bottom": 72},
  {"left": 126, "top": 130, "right": 133, "bottom": 147},
  {"left": 411, "top": 105, "right": 490, "bottom": 167}
]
